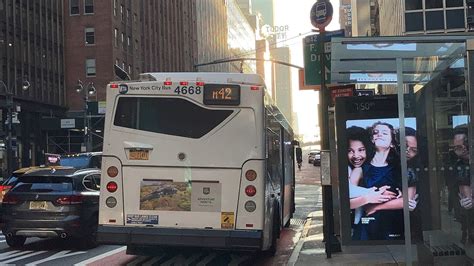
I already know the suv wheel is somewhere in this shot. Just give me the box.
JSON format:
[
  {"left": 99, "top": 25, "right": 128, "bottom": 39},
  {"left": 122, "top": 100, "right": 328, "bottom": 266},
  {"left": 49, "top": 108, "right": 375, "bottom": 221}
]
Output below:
[{"left": 6, "top": 235, "right": 26, "bottom": 248}]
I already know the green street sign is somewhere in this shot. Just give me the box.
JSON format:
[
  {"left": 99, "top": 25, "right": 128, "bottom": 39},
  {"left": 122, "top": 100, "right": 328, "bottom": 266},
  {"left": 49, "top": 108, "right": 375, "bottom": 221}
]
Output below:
[{"left": 303, "top": 30, "right": 344, "bottom": 86}]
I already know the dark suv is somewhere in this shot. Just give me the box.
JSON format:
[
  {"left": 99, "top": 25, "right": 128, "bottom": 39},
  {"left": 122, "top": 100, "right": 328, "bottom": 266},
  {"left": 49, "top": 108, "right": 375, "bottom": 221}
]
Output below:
[{"left": 1, "top": 168, "right": 101, "bottom": 248}]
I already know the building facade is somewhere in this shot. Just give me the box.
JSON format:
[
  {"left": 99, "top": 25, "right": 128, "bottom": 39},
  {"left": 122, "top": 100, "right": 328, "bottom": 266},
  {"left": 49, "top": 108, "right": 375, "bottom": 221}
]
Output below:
[
  {"left": 0, "top": 0, "right": 66, "bottom": 175},
  {"left": 51, "top": 0, "right": 255, "bottom": 154}
]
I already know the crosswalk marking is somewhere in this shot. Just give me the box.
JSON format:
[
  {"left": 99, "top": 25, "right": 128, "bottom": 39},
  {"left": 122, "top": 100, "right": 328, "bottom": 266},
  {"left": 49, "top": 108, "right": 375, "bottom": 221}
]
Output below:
[
  {"left": 25, "top": 250, "right": 86, "bottom": 265},
  {"left": 142, "top": 254, "right": 166, "bottom": 266},
  {"left": 0, "top": 250, "right": 33, "bottom": 260},
  {"left": 1, "top": 250, "right": 47, "bottom": 264},
  {"left": 196, "top": 252, "right": 217, "bottom": 266},
  {"left": 127, "top": 255, "right": 150, "bottom": 266}
]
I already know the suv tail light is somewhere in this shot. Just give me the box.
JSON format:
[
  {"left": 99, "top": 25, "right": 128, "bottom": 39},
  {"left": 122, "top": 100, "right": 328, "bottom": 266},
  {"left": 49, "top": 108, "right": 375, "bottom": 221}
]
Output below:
[
  {"left": 3, "top": 194, "right": 20, "bottom": 204},
  {"left": 0, "top": 185, "right": 12, "bottom": 194},
  {"left": 56, "top": 195, "right": 84, "bottom": 205}
]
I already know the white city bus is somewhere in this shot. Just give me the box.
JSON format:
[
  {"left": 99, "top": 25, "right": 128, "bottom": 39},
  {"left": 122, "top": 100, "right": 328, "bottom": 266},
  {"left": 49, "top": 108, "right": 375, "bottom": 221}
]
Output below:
[{"left": 97, "top": 72, "right": 296, "bottom": 253}]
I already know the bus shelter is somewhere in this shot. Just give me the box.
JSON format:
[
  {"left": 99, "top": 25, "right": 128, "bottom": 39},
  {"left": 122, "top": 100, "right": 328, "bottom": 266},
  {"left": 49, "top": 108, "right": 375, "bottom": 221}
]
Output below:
[{"left": 330, "top": 35, "right": 474, "bottom": 264}]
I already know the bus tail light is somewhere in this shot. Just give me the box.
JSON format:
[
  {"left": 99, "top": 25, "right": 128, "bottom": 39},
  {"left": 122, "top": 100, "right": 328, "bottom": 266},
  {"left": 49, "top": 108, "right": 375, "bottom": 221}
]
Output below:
[
  {"left": 245, "top": 200, "right": 256, "bottom": 212},
  {"left": 107, "top": 166, "right": 118, "bottom": 178},
  {"left": 180, "top": 81, "right": 188, "bottom": 85},
  {"left": 196, "top": 81, "right": 205, "bottom": 86},
  {"left": 164, "top": 81, "right": 172, "bottom": 86},
  {"left": 245, "top": 170, "right": 257, "bottom": 181},
  {"left": 106, "top": 196, "right": 117, "bottom": 208},
  {"left": 245, "top": 185, "right": 256, "bottom": 197},
  {"left": 110, "top": 84, "right": 119, "bottom": 89},
  {"left": 107, "top": 182, "right": 118, "bottom": 193}
]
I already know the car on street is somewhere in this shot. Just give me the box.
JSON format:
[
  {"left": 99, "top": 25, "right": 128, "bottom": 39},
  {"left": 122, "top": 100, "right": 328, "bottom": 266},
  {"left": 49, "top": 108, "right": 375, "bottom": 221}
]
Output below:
[
  {"left": 313, "top": 151, "right": 321, "bottom": 166},
  {"left": 308, "top": 150, "right": 320, "bottom": 164},
  {"left": 1, "top": 167, "right": 101, "bottom": 249}
]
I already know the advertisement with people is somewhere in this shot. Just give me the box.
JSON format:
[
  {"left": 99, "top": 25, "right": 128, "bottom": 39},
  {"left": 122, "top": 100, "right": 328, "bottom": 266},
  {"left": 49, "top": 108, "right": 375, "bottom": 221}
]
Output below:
[
  {"left": 345, "top": 118, "right": 417, "bottom": 241},
  {"left": 335, "top": 95, "right": 419, "bottom": 244}
]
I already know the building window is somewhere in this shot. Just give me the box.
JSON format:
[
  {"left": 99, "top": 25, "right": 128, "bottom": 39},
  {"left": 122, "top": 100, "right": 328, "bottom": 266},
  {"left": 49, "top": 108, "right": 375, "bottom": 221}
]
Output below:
[
  {"left": 84, "top": 0, "right": 94, "bottom": 14},
  {"left": 405, "top": 0, "right": 422, "bottom": 10},
  {"left": 70, "top": 0, "right": 79, "bottom": 15},
  {"left": 405, "top": 12, "right": 424, "bottom": 32},
  {"left": 447, "top": 0, "right": 463, "bottom": 7},
  {"left": 447, "top": 9, "right": 465, "bottom": 29},
  {"left": 86, "top": 59, "right": 96, "bottom": 76},
  {"left": 128, "top": 65, "right": 132, "bottom": 76},
  {"left": 113, "top": 0, "right": 117, "bottom": 16},
  {"left": 85, "top": 27, "right": 95, "bottom": 45},
  {"left": 127, "top": 36, "right": 131, "bottom": 47},
  {"left": 114, "top": 28, "right": 118, "bottom": 47},
  {"left": 121, "top": 5, "right": 124, "bottom": 21},
  {"left": 121, "top": 33, "right": 124, "bottom": 47},
  {"left": 425, "top": 0, "right": 442, "bottom": 9},
  {"left": 426, "top": 11, "right": 444, "bottom": 31}
]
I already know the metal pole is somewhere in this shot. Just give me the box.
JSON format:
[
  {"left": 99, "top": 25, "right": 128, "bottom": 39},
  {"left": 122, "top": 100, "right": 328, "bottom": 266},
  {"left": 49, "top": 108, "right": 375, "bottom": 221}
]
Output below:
[
  {"left": 84, "top": 89, "right": 88, "bottom": 152},
  {"left": 319, "top": 30, "right": 340, "bottom": 258},
  {"left": 6, "top": 93, "right": 12, "bottom": 177}
]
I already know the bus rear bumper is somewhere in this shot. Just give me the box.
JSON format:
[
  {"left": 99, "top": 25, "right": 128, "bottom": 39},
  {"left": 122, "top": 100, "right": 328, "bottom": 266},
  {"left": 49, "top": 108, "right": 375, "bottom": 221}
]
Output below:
[{"left": 97, "top": 225, "right": 262, "bottom": 249}]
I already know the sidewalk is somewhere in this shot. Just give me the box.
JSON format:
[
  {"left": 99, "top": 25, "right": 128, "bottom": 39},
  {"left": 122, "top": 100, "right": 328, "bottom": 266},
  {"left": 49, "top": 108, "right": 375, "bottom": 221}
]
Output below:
[{"left": 290, "top": 184, "right": 412, "bottom": 265}]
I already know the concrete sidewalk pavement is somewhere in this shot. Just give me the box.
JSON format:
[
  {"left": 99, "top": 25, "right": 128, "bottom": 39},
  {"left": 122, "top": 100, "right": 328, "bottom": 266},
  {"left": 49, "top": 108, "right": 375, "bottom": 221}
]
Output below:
[{"left": 290, "top": 184, "right": 412, "bottom": 265}]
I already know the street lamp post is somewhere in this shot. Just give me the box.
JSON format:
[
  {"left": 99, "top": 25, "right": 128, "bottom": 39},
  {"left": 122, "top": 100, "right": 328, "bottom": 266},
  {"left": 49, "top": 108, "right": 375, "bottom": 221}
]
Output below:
[
  {"left": 76, "top": 80, "right": 96, "bottom": 152},
  {"left": 0, "top": 79, "right": 30, "bottom": 177}
]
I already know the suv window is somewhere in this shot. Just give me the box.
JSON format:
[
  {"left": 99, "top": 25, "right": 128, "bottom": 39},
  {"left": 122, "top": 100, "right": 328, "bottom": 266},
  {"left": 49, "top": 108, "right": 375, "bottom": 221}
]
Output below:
[
  {"left": 12, "top": 176, "right": 73, "bottom": 193},
  {"left": 83, "top": 174, "right": 100, "bottom": 191},
  {"left": 113, "top": 97, "right": 233, "bottom": 138}
]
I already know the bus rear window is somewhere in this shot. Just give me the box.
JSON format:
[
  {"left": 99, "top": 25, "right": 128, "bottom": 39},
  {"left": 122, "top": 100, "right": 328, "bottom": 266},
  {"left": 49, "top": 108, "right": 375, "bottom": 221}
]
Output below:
[{"left": 113, "top": 97, "right": 233, "bottom": 138}]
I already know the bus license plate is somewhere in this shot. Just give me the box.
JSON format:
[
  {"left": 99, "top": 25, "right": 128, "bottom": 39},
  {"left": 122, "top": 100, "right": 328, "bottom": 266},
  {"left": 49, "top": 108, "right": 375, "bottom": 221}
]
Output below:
[
  {"left": 129, "top": 150, "right": 149, "bottom": 160},
  {"left": 30, "top": 201, "right": 47, "bottom": 210}
]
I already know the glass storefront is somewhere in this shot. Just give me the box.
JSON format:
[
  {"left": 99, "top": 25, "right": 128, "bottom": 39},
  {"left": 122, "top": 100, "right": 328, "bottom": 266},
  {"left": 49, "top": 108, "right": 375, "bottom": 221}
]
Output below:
[{"left": 331, "top": 36, "right": 474, "bottom": 263}]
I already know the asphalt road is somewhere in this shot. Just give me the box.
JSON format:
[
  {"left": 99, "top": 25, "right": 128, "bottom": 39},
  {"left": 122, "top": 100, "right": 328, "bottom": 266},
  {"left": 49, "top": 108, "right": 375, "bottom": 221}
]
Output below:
[{"left": 0, "top": 164, "right": 320, "bottom": 265}]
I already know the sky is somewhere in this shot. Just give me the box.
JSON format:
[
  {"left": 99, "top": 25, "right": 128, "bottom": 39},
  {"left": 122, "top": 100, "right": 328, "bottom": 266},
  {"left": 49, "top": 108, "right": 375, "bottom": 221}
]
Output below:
[{"left": 273, "top": 0, "right": 340, "bottom": 142}]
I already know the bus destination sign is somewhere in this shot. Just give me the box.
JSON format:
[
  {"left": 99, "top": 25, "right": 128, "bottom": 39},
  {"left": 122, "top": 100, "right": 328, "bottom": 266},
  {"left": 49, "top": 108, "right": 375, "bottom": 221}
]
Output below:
[{"left": 203, "top": 84, "right": 240, "bottom": 105}]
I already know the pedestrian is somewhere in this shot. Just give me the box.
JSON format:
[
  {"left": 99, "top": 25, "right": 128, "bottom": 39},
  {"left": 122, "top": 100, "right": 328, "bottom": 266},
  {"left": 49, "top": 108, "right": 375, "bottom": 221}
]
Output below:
[{"left": 450, "top": 125, "right": 473, "bottom": 244}]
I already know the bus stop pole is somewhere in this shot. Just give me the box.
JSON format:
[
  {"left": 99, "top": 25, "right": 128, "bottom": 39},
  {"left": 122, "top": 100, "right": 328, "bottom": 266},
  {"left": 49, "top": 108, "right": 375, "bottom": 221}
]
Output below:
[{"left": 318, "top": 31, "right": 341, "bottom": 258}]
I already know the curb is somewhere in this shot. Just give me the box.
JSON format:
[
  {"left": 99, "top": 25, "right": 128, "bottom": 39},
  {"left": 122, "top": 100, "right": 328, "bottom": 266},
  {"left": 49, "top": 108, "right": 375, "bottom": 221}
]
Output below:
[{"left": 287, "top": 216, "right": 313, "bottom": 266}]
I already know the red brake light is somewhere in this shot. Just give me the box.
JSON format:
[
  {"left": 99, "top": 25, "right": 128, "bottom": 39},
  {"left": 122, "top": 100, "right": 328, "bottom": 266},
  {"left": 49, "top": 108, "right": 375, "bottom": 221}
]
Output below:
[
  {"left": 196, "top": 81, "right": 205, "bottom": 86},
  {"left": 110, "top": 84, "right": 119, "bottom": 89},
  {"left": 3, "top": 194, "right": 20, "bottom": 204},
  {"left": 245, "top": 185, "right": 257, "bottom": 197},
  {"left": 107, "top": 181, "right": 118, "bottom": 193},
  {"left": 180, "top": 81, "right": 188, "bottom": 85},
  {"left": 250, "top": 86, "right": 260, "bottom": 91},
  {"left": 56, "top": 195, "right": 84, "bottom": 205},
  {"left": 164, "top": 81, "right": 172, "bottom": 86}
]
